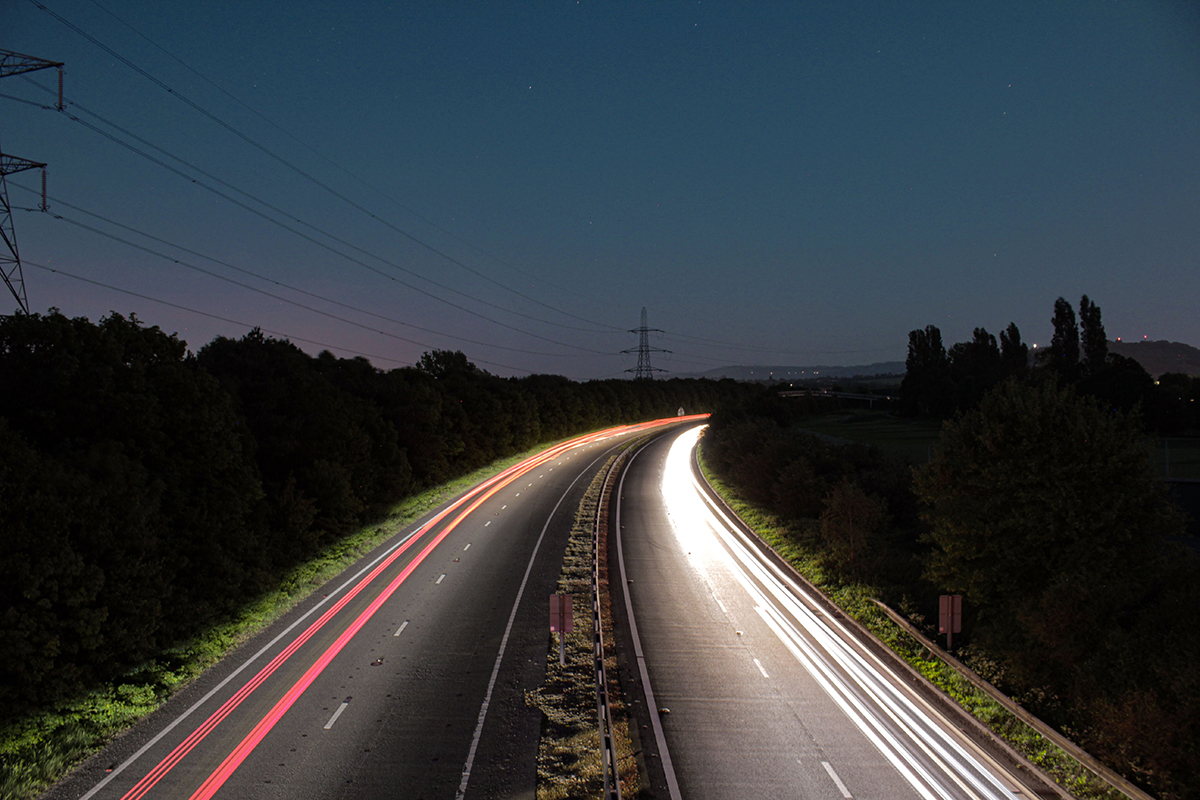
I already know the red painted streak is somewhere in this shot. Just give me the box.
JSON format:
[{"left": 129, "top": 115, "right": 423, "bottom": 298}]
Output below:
[
  {"left": 186, "top": 443, "right": 574, "bottom": 800},
  {"left": 115, "top": 416, "right": 702, "bottom": 798}
]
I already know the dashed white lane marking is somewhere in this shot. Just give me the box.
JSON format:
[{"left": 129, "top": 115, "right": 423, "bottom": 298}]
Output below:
[
  {"left": 821, "top": 761, "right": 853, "bottom": 798},
  {"left": 436, "top": 573, "right": 446, "bottom": 585},
  {"left": 324, "top": 698, "right": 350, "bottom": 730},
  {"left": 714, "top": 595, "right": 729, "bottom": 614},
  {"left": 501, "top": 504, "right": 507, "bottom": 509},
  {"left": 515, "top": 493, "right": 520, "bottom": 497},
  {"left": 484, "top": 521, "right": 491, "bottom": 527},
  {"left": 393, "top": 620, "right": 409, "bottom": 637},
  {"left": 464, "top": 543, "right": 472, "bottom": 550},
  {"left": 754, "top": 657, "right": 770, "bottom": 678}
]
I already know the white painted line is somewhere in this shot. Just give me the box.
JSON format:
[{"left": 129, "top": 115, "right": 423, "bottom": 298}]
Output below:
[
  {"left": 456, "top": 446, "right": 613, "bottom": 800},
  {"left": 515, "top": 492, "right": 521, "bottom": 497},
  {"left": 464, "top": 543, "right": 472, "bottom": 550},
  {"left": 77, "top": 523, "right": 426, "bottom": 800},
  {"left": 394, "top": 620, "right": 409, "bottom": 637},
  {"left": 822, "top": 761, "right": 853, "bottom": 798},
  {"left": 484, "top": 521, "right": 491, "bottom": 527},
  {"left": 324, "top": 699, "right": 350, "bottom": 730},
  {"left": 754, "top": 657, "right": 770, "bottom": 678},
  {"left": 501, "top": 504, "right": 507, "bottom": 509},
  {"left": 436, "top": 573, "right": 446, "bottom": 584},
  {"left": 616, "top": 446, "right": 684, "bottom": 800},
  {"left": 714, "top": 595, "right": 729, "bottom": 614}
]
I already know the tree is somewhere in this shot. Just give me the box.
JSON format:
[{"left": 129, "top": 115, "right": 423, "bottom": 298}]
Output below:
[
  {"left": 416, "top": 349, "right": 481, "bottom": 379},
  {"left": 998, "top": 322, "right": 1028, "bottom": 381},
  {"left": 819, "top": 478, "right": 886, "bottom": 573},
  {"left": 1078, "top": 294, "right": 1108, "bottom": 377},
  {"left": 915, "top": 379, "right": 1182, "bottom": 664},
  {"left": 900, "top": 325, "right": 952, "bottom": 416},
  {"left": 1045, "top": 297, "right": 1080, "bottom": 380},
  {"left": 948, "top": 327, "right": 1002, "bottom": 410}
]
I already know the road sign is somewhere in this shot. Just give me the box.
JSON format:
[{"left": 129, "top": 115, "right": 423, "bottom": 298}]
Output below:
[
  {"left": 939, "top": 594, "right": 962, "bottom": 650},
  {"left": 550, "top": 594, "right": 573, "bottom": 666},
  {"left": 550, "top": 593, "right": 573, "bottom": 633}
]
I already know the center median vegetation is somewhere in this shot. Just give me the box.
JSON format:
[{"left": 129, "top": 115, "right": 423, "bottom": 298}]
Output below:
[{"left": 0, "top": 309, "right": 755, "bottom": 800}]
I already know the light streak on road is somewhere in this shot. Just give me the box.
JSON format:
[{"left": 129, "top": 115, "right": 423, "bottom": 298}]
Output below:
[
  {"left": 89, "top": 415, "right": 703, "bottom": 800},
  {"left": 658, "top": 426, "right": 1021, "bottom": 800}
]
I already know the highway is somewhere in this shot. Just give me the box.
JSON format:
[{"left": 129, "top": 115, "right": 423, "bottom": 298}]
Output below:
[
  {"left": 614, "top": 425, "right": 1045, "bottom": 800},
  {"left": 46, "top": 418, "right": 697, "bottom": 800}
]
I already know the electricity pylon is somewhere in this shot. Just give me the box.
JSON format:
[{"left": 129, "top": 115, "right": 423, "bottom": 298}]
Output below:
[
  {"left": 0, "top": 49, "right": 61, "bottom": 314},
  {"left": 0, "top": 149, "right": 46, "bottom": 314},
  {"left": 623, "top": 307, "right": 670, "bottom": 379},
  {"left": 0, "top": 50, "right": 65, "bottom": 109}
]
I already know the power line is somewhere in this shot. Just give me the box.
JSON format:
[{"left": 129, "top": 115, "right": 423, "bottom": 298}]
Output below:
[
  {"left": 24, "top": 261, "right": 530, "bottom": 373},
  {"left": 8, "top": 190, "right": 604, "bottom": 362},
  {"left": 17, "top": 76, "right": 616, "bottom": 342},
  {"left": 14, "top": 87, "right": 613, "bottom": 356},
  {"left": 29, "top": 0, "right": 623, "bottom": 334},
  {"left": 84, "top": 0, "right": 617, "bottom": 316}
]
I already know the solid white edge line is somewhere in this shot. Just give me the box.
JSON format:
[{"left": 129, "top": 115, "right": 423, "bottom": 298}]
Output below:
[
  {"left": 78, "top": 525, "right": 424, "bottom": 800},
  {"left": 616, "top": 442, "right": 685, "bottom": 800},
  {"left": 323, "top": 699, "right": 350, "bottom": 730},
  {"left": 454, "top": 445, "right": 614, "bottom": 800},
  {"left": 822, "top": 760, "right": 854, "bottom": 798}
]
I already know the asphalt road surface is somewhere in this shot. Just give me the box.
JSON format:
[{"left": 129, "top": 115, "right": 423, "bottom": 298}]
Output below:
[
  {"left": 614, "top": 425, "right": 1046, "bottom": 800},
  {"left": 46, "top": 418, "right": 698, "bottom": 800}
]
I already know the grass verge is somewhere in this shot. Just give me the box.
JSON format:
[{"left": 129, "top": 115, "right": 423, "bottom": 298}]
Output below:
[
  {"left": 0, "top": 443, "right": 561, "bottom": 800},
  {"left": 527, "top": 442, "right": 641, "bottom": 800},
  {"left": 695, "top": 453, "right": 1129, "bottom": 800}
]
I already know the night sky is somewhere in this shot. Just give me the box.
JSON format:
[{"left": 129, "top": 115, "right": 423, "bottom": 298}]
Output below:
[{"left": 3, "top": 1, "right": 1198, "bottom": 379}]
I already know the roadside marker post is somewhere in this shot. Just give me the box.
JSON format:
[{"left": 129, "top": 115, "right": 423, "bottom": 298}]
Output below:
[
  {"left": 550, "top": 593, "right": 574, "bottom": 665},
  {"left": 939, "top": 594, "right": 962, "bottom": 650}
]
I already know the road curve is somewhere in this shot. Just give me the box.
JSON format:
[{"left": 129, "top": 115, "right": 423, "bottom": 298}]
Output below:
[
  {"left": 615, "top": 425, "right": 1041, "bottom": 800},
  {"left": 45, "top": 417, "right": 702, "bottom": 800}
]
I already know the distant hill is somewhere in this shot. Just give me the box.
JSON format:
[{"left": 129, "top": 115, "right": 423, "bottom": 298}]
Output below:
[
  {"left": 1109, "top": 340, "right": 1200, "bottom": 377},
  {"left": 684, "top": 362, "right": 905, "bottom": 382}
]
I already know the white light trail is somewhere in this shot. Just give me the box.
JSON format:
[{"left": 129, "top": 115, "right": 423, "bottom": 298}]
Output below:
[{"left": 658, "top": 426, "right": 1018, "bottom": 800}]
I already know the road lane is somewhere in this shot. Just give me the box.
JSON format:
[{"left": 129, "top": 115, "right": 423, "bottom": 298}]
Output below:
[
  {"left": 47, "top": 418, "right": 700, "bottom": 800},
  {"left": 616, "top": 425, "right": 1036, "bottom": 800}
]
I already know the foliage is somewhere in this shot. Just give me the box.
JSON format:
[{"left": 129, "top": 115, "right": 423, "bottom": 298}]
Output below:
[
  {"left": 0, "top": 309, "right": 758, "bottom": 796},
  {"left": 900, "top": 324, "right": 952, "bottom": 417},
  {"left": 916, "top": 378, "right": 1198, "bottom": 799},
  {"left": 903, "top": 295, "right": 1195, "bottom": 435},
  {"left": 695, "top": 463, "right": 1126, "bottom": 800}
]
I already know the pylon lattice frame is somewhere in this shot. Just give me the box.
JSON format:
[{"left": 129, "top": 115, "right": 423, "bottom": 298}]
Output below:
[
  {"left": 622, "top": 306, "right": 671, "bottom": 379},
  {"left": 0, "top": 153, "right": 47, "bottom": 315}
]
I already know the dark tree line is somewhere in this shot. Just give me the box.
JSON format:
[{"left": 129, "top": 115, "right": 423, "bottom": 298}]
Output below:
[
  {"left": 900, "top": 295, "right": 1200, "bottom": 433},
  {"left": 0, "top": 310, "right": 753, "bottom": 719},
  {"left": 702, "top": 392, "right": 921, "bottom": 582},
  {"left": 707, "top": 297, "right": 1199, "bottom": 798}
]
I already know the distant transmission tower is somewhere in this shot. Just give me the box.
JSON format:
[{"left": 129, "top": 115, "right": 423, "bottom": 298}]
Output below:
[
  {"left": 623, "top": 307, "right": 671, "bottom": 379},
  {"left": 0, "top": 50, "right": 62, "bottom": 314}
]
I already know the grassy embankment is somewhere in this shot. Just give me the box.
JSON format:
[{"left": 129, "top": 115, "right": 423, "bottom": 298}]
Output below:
[
  {"left": 0, "top": 441, "right": 566, "bottom": 800},
  {"left": 526, "top": 442, "right": 640, "bottom": 800},
  {"left": 696, "top": 424, "right": 1130, "bottom": 800}
]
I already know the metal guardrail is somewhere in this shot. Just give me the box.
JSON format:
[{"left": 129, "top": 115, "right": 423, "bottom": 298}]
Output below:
[
  {"left": 592, "top": 453, "right": 624, "bottom": 800},
  {"left": 871, "top": 600, "right": 1158, "bottom": 800}
]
